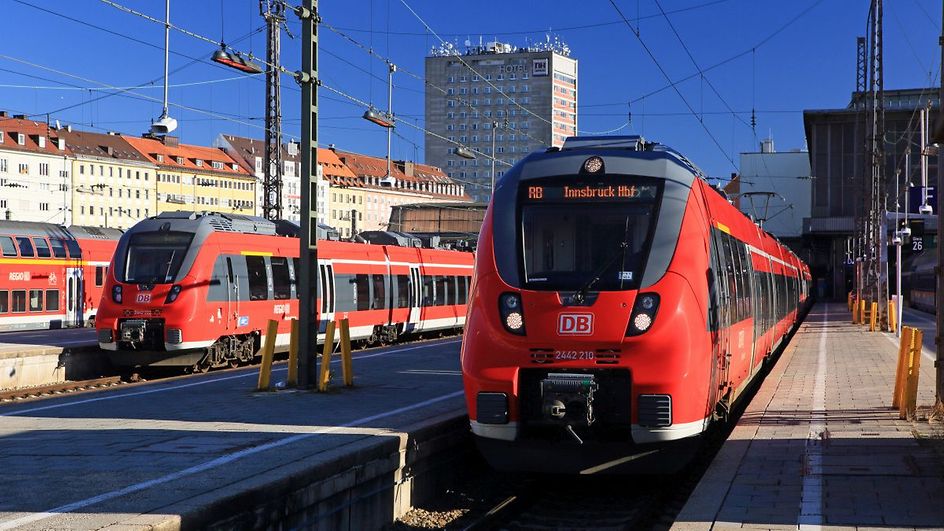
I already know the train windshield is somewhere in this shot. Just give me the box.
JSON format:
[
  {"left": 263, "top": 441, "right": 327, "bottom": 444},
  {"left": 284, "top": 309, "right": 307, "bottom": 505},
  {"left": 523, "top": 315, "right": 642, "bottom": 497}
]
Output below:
[
  {"left": 121, "top": 231, "right": 194, "bottom": 284},
  {"left": 519, "top": 177, "right": 660, "bottom": 291}
]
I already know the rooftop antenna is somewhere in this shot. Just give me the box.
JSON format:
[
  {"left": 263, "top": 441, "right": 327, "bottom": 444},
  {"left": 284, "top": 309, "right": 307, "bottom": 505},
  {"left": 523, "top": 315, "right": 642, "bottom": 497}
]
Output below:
[{"left": 150, "top": 0, "right": 177, "bottom": 135}]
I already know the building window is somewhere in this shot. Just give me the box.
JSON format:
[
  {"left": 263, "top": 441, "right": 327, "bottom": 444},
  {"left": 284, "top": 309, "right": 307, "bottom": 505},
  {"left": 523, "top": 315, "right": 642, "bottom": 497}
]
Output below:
[
  {"left": 39, "top": 163, "right": 49, "bottom": 176},
  {"left": 18, "top": 163, "right": 28, "bottom": 174},
  {"left": 39, "top": 203, "right": 49, "bottom": 211}
]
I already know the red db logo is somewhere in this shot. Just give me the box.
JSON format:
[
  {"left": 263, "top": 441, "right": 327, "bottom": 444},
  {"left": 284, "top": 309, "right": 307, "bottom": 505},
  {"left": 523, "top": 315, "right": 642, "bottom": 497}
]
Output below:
[{"left": 558, "top": 313, "right": 593, "bottom": 335}]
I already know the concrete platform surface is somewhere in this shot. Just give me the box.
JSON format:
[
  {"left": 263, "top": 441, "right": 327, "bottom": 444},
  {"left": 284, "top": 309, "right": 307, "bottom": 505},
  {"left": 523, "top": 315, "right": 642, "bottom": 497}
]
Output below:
[
  {"left": 672, "top": 303, "right": 944, "bottom": 530},
  {"left": 0, "top": 338, "right": 469, "bottom": 530},
  {"left": 0, "top": 328, "right": 102, "bottom": 389}
]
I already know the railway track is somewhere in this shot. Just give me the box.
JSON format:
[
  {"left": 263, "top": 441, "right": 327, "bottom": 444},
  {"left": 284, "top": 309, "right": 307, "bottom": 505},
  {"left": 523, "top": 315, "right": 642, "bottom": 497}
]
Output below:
[{"left": 0, "top": 376, "right": 125, "bottom": 403}]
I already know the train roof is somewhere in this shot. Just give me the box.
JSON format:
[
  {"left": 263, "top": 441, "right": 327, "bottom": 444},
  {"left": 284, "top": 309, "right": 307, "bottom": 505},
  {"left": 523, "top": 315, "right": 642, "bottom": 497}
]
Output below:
[
  {"left": 559, "top": 135, "right": 709, "bottom": 182},
  {"left": 0, "top": 220, "right": 74, "bottom": 239},
  {"left": 67, "top": 225, "right": 124, "bottom": 240},
  {"left": 142, "top": 211, "right": 283, "bottom": 236}
]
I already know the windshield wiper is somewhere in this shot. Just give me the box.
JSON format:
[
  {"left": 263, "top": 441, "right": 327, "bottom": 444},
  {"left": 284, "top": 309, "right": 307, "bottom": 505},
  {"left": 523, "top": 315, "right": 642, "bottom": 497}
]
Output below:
[
  {"left": 571, "top": 242, "right": 628, "bottom": 304},
  {"left": 572, "top": 218, "right": 632, "bottom": 304}
]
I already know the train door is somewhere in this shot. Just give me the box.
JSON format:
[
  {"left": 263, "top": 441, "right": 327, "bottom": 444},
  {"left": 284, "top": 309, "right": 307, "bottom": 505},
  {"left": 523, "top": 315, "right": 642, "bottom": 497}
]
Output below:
[
  {"left": 65, "top": 266, "right": 82, "bottom": 327},
  {"left": 708, "top": 229, "right": 732, "bottom": 408},
  {"left": 318, "top": 262, "right": 335, "bottom": 339},
  {"left": 406, "top": 266, "right": 422, "bottom": 333},
  {"left": 225, "top": 257, "right": 239, "bottom": 330}
]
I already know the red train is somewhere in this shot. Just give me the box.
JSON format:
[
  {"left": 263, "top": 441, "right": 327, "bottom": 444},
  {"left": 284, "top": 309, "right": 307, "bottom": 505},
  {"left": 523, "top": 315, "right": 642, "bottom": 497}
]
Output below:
[
  {"left": 96, "top": 211, "right": 474, "bottom": 370},
  {"left": 0, "top": 221, "right": 120, "bottom": 332},
  {"left": 461, "top": 136, "right": 811, "bottom": 474}
]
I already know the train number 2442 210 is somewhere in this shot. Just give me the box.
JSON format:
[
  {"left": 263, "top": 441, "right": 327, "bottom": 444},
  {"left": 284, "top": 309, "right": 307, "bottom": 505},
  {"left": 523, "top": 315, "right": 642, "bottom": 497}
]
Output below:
[{"left": 554, "top": 350, "right": 595, "bottom": 360}]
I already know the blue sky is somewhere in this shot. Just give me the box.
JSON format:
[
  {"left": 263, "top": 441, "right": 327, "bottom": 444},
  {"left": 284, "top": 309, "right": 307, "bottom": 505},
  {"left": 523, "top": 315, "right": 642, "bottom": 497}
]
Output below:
[{"left": 2, "top": 0, "right": 941, "bottom": 181}]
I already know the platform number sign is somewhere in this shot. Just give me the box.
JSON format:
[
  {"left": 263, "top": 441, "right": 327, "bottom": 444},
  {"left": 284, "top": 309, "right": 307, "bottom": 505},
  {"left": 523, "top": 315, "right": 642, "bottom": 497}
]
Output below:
[{"left": 909, "top": 219, "right": 926, "bottom": 255}]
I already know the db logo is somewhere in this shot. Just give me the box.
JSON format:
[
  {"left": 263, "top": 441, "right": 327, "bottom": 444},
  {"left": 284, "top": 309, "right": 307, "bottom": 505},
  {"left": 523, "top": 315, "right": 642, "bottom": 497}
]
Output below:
[
  {"left": 558, "top": 313, "right": 593, "bottom": 335},
  {"left": 135, "top": 293, "right": 151, "bottom": 304}
]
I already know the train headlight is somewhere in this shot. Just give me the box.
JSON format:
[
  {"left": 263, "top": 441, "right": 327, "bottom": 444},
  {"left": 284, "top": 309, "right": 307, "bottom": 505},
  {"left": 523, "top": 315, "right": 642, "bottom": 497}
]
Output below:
[
  {"left": 633, "top": 313, "right": 652, "bottom": 332},
  {"left": 111, "top": 285, "right": 122, "bottom": 304},
  {"left": 627, "top": 292, "right": 660, "bottom": 336},
  {"left": 499, "top": 292, "right": 526, "bottom": 335},
  {"left": 165, "top": 285, "right": 182, "bottom": 304}
]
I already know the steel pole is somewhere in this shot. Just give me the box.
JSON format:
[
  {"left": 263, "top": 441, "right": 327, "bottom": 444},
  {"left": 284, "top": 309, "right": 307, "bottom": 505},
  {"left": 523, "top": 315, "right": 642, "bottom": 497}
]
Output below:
[
  {"left": 935, "top": 1, "right": 944, "bottom": 409},
  {"left": 490, "top": 121, "right": 497, "bottom": 196},
  {"left": 298, "top": 0, "right": 318, "bottom": 388},
  {"left": 387, "top": 63, "right": 395, "bottom": 181},
  {"left": 162, "top": 0, "right": 170, "bottom": 118}
]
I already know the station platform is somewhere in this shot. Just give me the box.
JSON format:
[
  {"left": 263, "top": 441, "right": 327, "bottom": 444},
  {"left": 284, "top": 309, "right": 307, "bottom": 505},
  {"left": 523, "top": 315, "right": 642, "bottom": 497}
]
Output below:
[
  {"left": 0, "top": 328, "right": 102, "bottom": 389},
  {"left": 672, "top": 303, "right": 944, "bottom": 530},
  {"left": 0, "top": 337, "right": 469, "bottom": 530}
]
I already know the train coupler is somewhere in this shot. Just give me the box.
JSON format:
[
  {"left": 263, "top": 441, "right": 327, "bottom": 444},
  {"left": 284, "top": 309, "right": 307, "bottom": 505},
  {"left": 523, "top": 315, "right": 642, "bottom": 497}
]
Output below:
[{"left": 540, "top": 373, "right": 599, "bottom": 437}]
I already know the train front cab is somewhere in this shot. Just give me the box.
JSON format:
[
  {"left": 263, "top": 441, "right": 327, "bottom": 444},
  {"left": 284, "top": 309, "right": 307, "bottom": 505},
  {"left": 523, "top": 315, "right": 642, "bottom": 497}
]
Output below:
[{"left": 462, "top": 146, "right": 723, "bottom": 474}]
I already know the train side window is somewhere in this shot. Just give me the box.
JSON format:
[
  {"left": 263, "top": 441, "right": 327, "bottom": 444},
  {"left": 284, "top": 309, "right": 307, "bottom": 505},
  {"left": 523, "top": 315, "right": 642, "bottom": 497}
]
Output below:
[
  {"left": 29, "top": 289, "right": 43, "bottom": 312},
  {"left": 95, "top": 266, "right": 105, "bottom": 287},
  {"left": 0, "top": 236, "right": 16, "bottom": 257},
  {"left": 422, "top": 275, "right": 435, "bottom": 306},
  {"left": 64, "top": 240, "right": 81, "bottom": 258},
  {"left": 16, "top": 237, "right": 34, "bottom": 257},
  {"left": 371, "top": 274, "right": 385, "bottom": 309},
  {"left": 444, "top": 276, "right": 455, "bottom": 306},
  {"left": 50, "top": 239, "right": 67, "bottom": 258},
  {"left": 271, "top": 257, "right": 291, "bottom": 300},
  {"left": 457, "top": 276, "right": 468, "bottom": 305},
  {"left": 32, "top": 238, "right": 51, "bottom": 258},
  {"left": 355, "top": 274, "right": 370, "bottom": 311},
  {"left": 319, "top": 266, "right": 328, "bottom": 312},
  {"left": 435, "top": 276, "right": 447, "bottom": 306},
  {"left": 291, "top": 258, "right": 300, "bottom": 300},
  {"left": 0, "top": 290, "right": 7, "bottom": 313},
  {"left": 46, "top": 289, "right": 59, "bottom": 312},
  {"left": 246, "top": 255, "right": 269, "bottom": 301},
  {"left": 11, "top": 290, "right": 25, "bottom": 313},
  {"left": 396, "top": 275, "right": 410, "bottom": 308},
  {"left": 334, "top": 274, "right": 356, "bottom": 312}
]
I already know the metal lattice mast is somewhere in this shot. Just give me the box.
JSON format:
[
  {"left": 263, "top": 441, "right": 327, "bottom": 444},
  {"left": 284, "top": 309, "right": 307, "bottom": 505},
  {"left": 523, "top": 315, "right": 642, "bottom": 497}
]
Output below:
[
  {"left": 262, "top": 0, "right": 285, "bottom": 221},
  {"left": 866, "top": 0, "right": 887, "bottom": 322}
]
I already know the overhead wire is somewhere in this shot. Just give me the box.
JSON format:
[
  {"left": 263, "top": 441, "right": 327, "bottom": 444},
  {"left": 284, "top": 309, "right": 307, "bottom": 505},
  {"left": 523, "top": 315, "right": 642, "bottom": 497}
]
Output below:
[
  {"left": 606, "top": 0, "right": 738, "bottom": 171},
  {"left": 321, "top": 19, "right": 550, "bottom": 148},
  {"left": 581, "top": 0, "right": 826, "bottom": 109}
]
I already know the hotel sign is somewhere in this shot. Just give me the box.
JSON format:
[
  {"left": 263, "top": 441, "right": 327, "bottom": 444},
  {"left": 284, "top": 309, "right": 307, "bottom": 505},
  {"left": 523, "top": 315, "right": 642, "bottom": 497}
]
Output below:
[{"left": 532, "top": 58, "right": 548, "bottom": 77}]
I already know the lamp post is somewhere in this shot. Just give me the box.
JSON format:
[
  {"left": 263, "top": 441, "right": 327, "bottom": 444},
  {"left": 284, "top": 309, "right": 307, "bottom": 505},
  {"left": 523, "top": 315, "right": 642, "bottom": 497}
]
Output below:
[
  {"left": 362, "top": 63, "right": 397, "bottom": 186},
  {"left": 490, "top": 120, "right": 498, "bottom": 195}
]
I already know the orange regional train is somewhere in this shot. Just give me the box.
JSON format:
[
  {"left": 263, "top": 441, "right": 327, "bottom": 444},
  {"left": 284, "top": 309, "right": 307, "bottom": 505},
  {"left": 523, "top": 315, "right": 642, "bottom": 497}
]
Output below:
[
  {"left": 0, "top": 221, "right": 120, "bottom": 332},
  {"left": 97, "top": 211, "right": 474, "bottom": 370},
  {"left": 461, "top": 136, "right": 811, "bottom": 474}
]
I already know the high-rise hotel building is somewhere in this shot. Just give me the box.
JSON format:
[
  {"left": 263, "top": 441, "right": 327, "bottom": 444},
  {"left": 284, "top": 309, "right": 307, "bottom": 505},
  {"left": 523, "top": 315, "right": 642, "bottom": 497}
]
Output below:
[{"left": 424, "top": 39, "right": 577, "bottom": 201}]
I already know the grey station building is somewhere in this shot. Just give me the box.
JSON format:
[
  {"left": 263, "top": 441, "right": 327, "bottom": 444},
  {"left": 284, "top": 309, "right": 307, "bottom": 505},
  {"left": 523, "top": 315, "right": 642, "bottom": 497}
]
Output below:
[{"left": 424, "top": 39, "right": 578, "bottom": 202}]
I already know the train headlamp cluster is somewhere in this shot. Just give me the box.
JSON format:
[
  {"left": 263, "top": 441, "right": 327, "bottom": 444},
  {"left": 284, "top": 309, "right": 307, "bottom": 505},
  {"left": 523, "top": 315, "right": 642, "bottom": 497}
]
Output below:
[
  {"left": 165, "top": 285, "right": 182, "bottom": 304},
  {"left": 583, "top": 156, "right": 604, "bottom": 174},
  {"left": 111, "top": 285, "right": 122, "bottom": 304},
  {"left": 626, "top": 293, "right": 659, "bottom": 336},
  {"left": 499, "top": 292, "right": 526, "bottom": 335}
]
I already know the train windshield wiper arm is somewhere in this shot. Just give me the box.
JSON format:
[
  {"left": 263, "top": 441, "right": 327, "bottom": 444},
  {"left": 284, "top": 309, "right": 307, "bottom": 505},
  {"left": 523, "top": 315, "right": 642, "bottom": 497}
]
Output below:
[{"left": 572, "top": 241, "right": 628, "bottom": 304}]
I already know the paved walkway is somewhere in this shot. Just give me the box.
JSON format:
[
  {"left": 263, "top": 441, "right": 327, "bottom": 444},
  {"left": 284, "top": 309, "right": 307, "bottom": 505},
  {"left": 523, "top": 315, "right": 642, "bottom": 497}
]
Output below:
[
  {"left": 0, "top": 338, "right": 467, "bottom": 530},
  {"left": 673, "top": 302, "right": 944, "bottom": 530}
]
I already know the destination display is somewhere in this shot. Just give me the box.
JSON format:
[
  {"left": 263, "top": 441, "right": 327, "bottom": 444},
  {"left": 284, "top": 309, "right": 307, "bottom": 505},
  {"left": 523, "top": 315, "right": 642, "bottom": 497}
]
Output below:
[{"left": 523, "top": 183, "right": 658, "bottom": 202}]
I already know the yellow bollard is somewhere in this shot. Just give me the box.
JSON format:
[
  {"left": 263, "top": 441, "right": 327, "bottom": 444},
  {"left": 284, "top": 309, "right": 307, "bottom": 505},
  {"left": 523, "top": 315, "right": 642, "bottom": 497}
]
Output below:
[
  {"left": 888, "top": 299, "right": 897, "bottom": 334},
  {"left": 339, "top": 318, "right": 353, "bottom": 387},
  {"left": 852, "top": 299, "right": 859, "bottom": 323},
  {"left": 870, "top": 302, "right": 878, "bottom": 332},
  {"left": 848, "top": 292, "right": 854, "bottom": 311},
  {"left": 318, "top": 321, "right": 336, "bottom": 392},
  {"left": 256, "top": 319, "right": 279, "bottom": 392},
  {"left": 287, "top": 318, "right": 299, "bottom": 387},
  {"left": 900, "top": 328, "right": 923, "bottom": 419},
  {"left": 859, "top": 300, "right": 867, "bottom": 326},
  {"left": 893, "top": 327, "right": 913, "bottom": 408}
]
